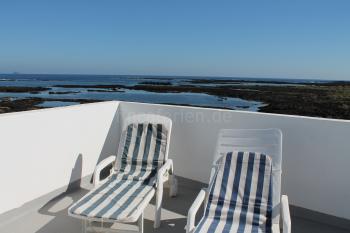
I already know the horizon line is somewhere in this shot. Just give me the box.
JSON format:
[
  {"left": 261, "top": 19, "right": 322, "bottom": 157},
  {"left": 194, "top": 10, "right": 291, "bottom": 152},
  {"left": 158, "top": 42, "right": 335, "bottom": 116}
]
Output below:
[{"left": 0, "top": 72, "right": 344, "bottom": 82}]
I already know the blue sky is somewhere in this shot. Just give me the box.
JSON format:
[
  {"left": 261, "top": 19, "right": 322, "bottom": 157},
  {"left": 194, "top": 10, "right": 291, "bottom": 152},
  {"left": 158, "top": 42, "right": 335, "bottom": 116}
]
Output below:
[{"left": 0, "top": 0, "right": 349, "bottom": 80}]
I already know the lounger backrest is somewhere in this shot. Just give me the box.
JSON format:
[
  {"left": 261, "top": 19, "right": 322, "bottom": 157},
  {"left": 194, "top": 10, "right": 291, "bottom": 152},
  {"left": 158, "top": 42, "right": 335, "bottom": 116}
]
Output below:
[
  {"left": 211, "top": 129, "right": 282, "bottom": 224},
  {"left": 201, "top": 151, "right": 273, "bottom": 232},
  {"left": 115, "top": 114, "right": 172, "bottom": 178}
]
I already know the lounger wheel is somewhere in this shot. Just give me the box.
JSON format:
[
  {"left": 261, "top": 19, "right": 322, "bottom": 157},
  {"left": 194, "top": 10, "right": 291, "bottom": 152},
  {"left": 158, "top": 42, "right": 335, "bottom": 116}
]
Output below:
[{"left": 169, "top": 174, "right": 178, "bottom": 197}]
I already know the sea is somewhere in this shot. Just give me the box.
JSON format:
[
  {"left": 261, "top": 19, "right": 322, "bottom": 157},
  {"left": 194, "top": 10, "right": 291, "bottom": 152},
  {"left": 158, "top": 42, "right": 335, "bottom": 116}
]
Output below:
[{"left": 0, "top": 74, "right": 330, "bottom": 111}]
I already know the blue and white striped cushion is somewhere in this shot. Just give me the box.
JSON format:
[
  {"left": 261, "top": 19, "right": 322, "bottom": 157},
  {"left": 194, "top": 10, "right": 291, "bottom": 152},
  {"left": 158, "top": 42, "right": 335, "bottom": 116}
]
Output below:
[
  {"left": 68, "top": 175, "right": 154, "bottom": 221},
  {"left": 115, "top": 123, "right": 168, "bottom": 184},
  {"left": 69, "top": 122, "right": 168, "bottom": 221},
  {"left": 195, "top": 151, "right": 273, "bottom": 233}
]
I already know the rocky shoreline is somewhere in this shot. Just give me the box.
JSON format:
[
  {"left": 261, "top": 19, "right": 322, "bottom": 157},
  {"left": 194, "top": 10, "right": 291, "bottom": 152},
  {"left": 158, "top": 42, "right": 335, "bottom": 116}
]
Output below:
[
  {"left": 129, "top": 83, "right": 350, "bottom": 119},
  {"left": 0, "top": 80, "right": 349, "bottom": 119}
]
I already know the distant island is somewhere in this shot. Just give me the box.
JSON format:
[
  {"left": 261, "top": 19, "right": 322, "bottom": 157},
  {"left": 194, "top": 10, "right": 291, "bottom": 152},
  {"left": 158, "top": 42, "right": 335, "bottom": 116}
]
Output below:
[{"left": 0, "top": 74, "right": 349, "bottom": 120}]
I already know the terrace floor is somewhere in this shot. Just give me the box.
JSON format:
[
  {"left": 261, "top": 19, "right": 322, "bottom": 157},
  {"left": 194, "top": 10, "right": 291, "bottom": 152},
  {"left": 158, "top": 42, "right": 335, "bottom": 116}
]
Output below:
[{"left": 0, "top": 177, "right": 348, "bottom": 233}]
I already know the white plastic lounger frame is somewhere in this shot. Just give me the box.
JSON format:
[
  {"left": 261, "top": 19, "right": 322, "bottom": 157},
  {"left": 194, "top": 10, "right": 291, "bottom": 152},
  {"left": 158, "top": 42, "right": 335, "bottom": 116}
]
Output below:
[
  {"left": 186, "top": 129, "right": 291, "bottom": 233},
  {"left": 70, "top": 114, "right": 177, "bottom": 233}
]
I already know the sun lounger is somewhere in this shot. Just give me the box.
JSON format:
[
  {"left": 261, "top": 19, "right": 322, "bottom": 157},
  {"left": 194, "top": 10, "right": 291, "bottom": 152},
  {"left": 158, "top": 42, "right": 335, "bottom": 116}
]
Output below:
[
  {"left": 186, "top": 129, "right": 291, "bottom": 233},
  {"left": 69, "top": 114, "right": 178, "bottom": 233}
]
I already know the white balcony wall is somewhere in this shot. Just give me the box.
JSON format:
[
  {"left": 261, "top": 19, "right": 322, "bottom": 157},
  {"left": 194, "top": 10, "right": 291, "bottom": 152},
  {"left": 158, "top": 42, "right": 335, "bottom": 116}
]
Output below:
[
  {"left": 0, "top": 102, "right": 120, "bottom": 215},
  {"left": 118, "top": 101, "right": 350, "bottom": 220},
  {"left": 1, "top": 100, "right": 349, "bottom": 221}
]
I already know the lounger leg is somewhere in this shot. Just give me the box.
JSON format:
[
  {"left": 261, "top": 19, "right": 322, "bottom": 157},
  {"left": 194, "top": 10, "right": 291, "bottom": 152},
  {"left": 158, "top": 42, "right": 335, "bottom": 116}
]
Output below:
[
  {"left": 169, "top": 174, "right": 178, "bottom": 197},
  {"left": 138, "top": 213, "right": 144, "bottom": 233},
  {"left": 81, "top": 219, "right": 86, "bottom": 233},
  {"left": 167, "top": 161, "right": 177, "bottom": 197},
  {"left": 154, "top": 182, "right": 163, "bottom": 228}
]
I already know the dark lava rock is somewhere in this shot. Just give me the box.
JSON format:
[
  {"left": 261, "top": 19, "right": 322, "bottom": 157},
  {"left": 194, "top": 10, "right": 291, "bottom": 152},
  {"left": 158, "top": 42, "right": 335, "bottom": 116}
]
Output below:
[{"left": 0, "top": 86, "right": 50, "bottom": 93}]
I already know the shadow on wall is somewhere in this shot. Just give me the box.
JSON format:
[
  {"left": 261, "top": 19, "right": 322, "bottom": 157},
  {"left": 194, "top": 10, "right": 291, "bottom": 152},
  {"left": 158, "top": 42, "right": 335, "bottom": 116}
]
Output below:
[{"left": 66, "top": 153, "right": 83, "bottom": 191}]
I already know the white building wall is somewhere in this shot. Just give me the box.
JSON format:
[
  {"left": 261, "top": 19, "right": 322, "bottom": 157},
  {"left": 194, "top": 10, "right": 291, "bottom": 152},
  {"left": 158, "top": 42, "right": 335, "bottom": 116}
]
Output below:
[{"left": 1, "top": 100, "right": 349, "bottom": 221}]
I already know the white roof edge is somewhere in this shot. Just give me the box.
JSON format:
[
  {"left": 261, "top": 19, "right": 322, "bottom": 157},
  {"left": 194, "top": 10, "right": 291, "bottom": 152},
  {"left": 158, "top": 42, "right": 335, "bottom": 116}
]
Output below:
[
  {"left": 0, "top": 100, "right": 348, "bottom": 123},
  {"left": 120, "top": 101, "right": 350, "bottom": 123},
  {"left": 0, "top": 100, "right": 120, "bottom": 118}
]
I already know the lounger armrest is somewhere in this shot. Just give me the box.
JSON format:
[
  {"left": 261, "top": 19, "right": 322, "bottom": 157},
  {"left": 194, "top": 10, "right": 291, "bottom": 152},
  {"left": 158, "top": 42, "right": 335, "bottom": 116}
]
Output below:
[
  {"left": 93, "top": 155, "right": 116, "bottom": 186},
  {"left": 186, "top": 189, "right": 206, "bottom": 233},
  {"left": 281, "top": 195, "right": 291, "bottom": 233},
  {"left": 157, "top": 159, "right": 174, "bottom": 185}
]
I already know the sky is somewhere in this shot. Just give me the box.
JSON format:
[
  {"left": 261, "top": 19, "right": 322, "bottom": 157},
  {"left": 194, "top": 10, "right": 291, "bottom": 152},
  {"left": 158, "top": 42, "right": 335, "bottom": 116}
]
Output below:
[{"left": 0, "top": 0, "right": 349, "bottom": 80}]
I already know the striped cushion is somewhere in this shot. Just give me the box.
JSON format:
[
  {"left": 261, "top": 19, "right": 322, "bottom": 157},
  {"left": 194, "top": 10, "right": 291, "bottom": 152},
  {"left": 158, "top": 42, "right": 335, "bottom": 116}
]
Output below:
[
  {"left": 195, "top": 151, "right": 273, "bottom": 233},
  {"left": 69, "top": 175, "right": 154, "bottom": 221},
  {"left": 115, "top": 122, "right": 168, "bottom": 184}
]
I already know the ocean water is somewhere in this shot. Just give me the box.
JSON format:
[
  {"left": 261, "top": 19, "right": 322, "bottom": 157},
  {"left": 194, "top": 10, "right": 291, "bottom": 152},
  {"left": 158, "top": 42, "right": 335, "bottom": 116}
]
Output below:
[{"left": 0, "top": 74, "right": 329, "bottom": 111}]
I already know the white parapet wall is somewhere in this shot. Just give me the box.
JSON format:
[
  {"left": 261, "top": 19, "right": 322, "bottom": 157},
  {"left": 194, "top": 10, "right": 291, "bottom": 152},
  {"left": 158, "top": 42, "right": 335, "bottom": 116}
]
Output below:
[
  {"left": 118, "top": 101, "right": 350, "bottom": 220},
  {"left": 0, "top": 101, "right": 120, "bottom": 215},
  {"left": 1, "top": 100, "right": 350, "bottom": 221}
]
